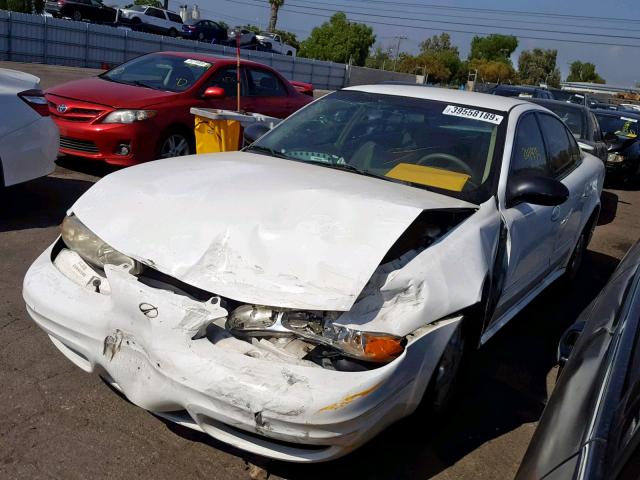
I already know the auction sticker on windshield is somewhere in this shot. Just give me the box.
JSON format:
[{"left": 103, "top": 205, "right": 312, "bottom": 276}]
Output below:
[
  {"left": 443, "top": 105, "right": 504, "bottom": 125},
  {"left": 184, "top": 59, "right": 212, "bottom": 68}
]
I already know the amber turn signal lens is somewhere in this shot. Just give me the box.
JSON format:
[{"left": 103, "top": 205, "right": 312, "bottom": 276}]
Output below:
[{"left": 363, "top": 335, "right": 405, "bottom": 362}]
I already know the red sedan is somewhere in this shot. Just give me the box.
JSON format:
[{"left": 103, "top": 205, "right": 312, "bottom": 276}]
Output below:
[{"left": 46, "top": 52, "right": 313, "bottom": 166}]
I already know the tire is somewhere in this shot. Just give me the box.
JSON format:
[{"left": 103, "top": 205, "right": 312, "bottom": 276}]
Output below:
[
  {"left": 564, "top": 230, "right": 587, "bottom": 283},
  {"left": 72, "top": 10, "right": 82, "bottom": 21},
  {"left": 286, "top": 51, "right": 293, "bottom": 56},
  {"left": 168, "top": 28, "right": 178, "bottom": 37},
  {"left": 428, "top": 321, "right": 472, "bottom": 415},
  {"left": 198, "top": 32, "right": 205, "bottom": 41},
  {"left": 157, "top": 131, "right": 194, "bottom": 159}
]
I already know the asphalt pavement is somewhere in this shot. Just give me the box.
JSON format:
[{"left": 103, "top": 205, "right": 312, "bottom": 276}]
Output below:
[{"left": 1, "top": 63, "right": 639, "bottom": 480}]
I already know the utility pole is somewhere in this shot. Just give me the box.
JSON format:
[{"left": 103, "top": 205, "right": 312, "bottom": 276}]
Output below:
[{"left": 392, "top": 35, "right": 407, "bottom": 72}]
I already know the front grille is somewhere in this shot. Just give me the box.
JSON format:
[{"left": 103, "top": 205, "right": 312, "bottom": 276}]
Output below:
[
  {"left": 49, "top": 101, "right": 105, "bottom": 122},
  {"left": 60, "top": 136, "right": 100, "bottom": 154}
]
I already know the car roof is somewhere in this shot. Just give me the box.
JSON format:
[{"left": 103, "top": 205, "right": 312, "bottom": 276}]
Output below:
[
  {"left": 344, "top": 84, "right": 528, "bottom": 112},
  {"left": 528, "top": 98, "right": 588, "bottom": 112},
  {"left": 593, "top": 109, "right": 640, "bottom": 119},
  {"left": 156, "top": 51, "right": 268, "bottom": 69}
]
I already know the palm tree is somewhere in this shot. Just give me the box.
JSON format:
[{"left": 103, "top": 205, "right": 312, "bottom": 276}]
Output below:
[{"left": 268, "top": 0, "right": 284, "bottom": 32}]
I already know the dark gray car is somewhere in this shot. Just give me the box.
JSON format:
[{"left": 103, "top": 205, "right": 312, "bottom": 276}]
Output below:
[
  {"left": 530, "top": 99, "right": 609, "bottom": 162},
  {"left": 516, "top": 241, "right": 640, "bottom": 480}
]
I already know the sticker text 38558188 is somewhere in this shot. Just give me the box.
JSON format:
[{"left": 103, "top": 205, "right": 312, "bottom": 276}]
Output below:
[{"left": 442, "top": 105, "right": 504, "bottom": 125}]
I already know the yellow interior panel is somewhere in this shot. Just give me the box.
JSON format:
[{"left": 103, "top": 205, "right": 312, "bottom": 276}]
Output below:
[{"left": 385, "top": 163, "right": 470, "bottom": 192}]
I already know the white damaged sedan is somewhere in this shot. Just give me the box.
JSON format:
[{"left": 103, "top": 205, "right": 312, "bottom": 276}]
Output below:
[{"left": 23, "top": 85, "right": 604, "bottom": 462}]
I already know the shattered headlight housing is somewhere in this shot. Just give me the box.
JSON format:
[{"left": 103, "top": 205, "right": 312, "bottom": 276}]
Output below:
[
  {"left": 226, "top": 305, "right": 405, "bottom": 363},
  {"left": 61, "top": 215, "right": 142, "bottom": 274},
  {"left": 607, "top": 153, "right": 625, "bottom": 163}
]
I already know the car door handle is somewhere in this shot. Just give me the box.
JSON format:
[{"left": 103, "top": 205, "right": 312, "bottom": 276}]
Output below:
[{"left": 551, "top": 206, "right": 561, "bottom": 222}]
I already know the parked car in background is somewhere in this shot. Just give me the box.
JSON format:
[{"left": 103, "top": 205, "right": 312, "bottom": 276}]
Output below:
[
  {"left": 45, "top": 0, "right": 117, "bottom": 23},
  {"left": 45, "top": 52, "right": 313, "bottom": 166},
  {"left": 516, "top": 241, "right": 640, "bottom": 480},
  {"left": 621, "top": 103, "right": 640, "bottom": 113},
  {"left": 0, "top": 69, "right": 58, "bottom": 187},
  {"left": 256, "top": 32, "right": 296, "bottom": 56},
  {"left": 116, "top": 5, "right": 183, "bottom": 36},
  {"left": 489, "top": 84, "right": 554, "bottom": 99},
  {"left": 227, "top": 28, "right": 256, "bottom": 46},
  {"left": 289, "top": 80, "right": 314, "bottom": 96},
  {"left": 24, "top": 86, "right": 603, "bottom": 462},
  {"left": 181, "top": 19, "right": 228, "bottom": 43},
  {"left": 530, "top": 98, "right": 608, "bottom": 161},
  {"left": 594, "top": 110, "right": 640, "bottom": 180}
]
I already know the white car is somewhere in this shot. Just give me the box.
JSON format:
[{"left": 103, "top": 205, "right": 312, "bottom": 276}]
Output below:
[
  {"left": 0, "top": 69, "right": 58, "bottom": 187},
  {"left": 227, "top": 28, "right": 256, "bottom": 46},
  {"left": 117, "top": 5, "right": 183, "bottom": 36},
  {"left": 256, "top": 32, "right": 296, "bottom": 56},
  {"left": 23, "top": 85, "right": 603, "bottom": 462}
]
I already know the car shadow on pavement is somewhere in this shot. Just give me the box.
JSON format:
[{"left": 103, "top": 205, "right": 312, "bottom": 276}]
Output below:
[
  {"left": 151, "top": 249, "right": 621, "bottom": 479},
  {"left": 56, "top": 156, "right": 120, "bottom": 178},
  {"left": 598, "top": 190, "right": 618, "bottom": 226},
  {"left": 0, "top": 175, "right": 94, "bottom": 232}
]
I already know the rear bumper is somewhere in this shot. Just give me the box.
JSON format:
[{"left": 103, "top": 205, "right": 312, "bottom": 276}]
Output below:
[
  {"left": 23, "top": 243, "right": 460, "bottom": 462},
  {"left": 0, "top": 116, "right": 58, "bottom": 186},
  {"left": 54, "top": 118, "right": 158, "bottom": 166}
]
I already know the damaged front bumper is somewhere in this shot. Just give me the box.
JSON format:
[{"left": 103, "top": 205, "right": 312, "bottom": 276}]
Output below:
[{"left": 23, "top": 243, "right": 460, "bottom": 463}]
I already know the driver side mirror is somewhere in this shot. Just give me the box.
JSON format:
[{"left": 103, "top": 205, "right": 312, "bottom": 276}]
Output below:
[
  {"left": 603, "top": 131, "right": 619, "bottom": 144},
  {"left": 507, "top": 174, "right": 569, "bottom": 207},
  {"left": 243, "top": 123, "right": 271, "bottom": 145},
  {"left": 203, "top": 86, "right": 225, "bottom": 99}
]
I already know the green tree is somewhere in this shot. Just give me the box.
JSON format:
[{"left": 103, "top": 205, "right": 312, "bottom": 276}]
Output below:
[
  {"left": 268, "top": 0, "right": 284, "bottom": 32},
  {"left": 518, "top": 48, "right": 561, "bottom": 88},
  {"left": 419, "top": 32, "right": 456, "bottom": 54},
  {"left": 469, "top": 34, "right": 518, "bottom": 63},
  {"left": 217, "top": 20, "right": 229, "bottom": 31},
  {"left": 299, "top": 12, "right": 375, "bottom": 66},
  {"left": 418, "top": 32, "right": 461, "bottom": 82},
  {"left": 397, "top": 52, "right": 452, "bottom": 82},
  {"left": 365, "top": 46, "right": 392, "bottom": 70},
  {"left": 470, "top": 58, "right": 517, "bottom": 83},
  {"left": 567, "top": 61, "right": 606, "bottom": 84},
  {"left": 4, "top": 0, "right": 33, "bottom": 13}
]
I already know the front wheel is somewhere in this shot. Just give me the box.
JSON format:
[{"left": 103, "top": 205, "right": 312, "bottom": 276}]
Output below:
[
  {"left": 72, "top": 10, "right": 82, "bottom": 21},
  {"left": 430, "top": 322, "right": 469, "bottom": 414},
  {"left": 168, "top": 28, "right": 178, "bottom": 37},
  {"left": 563, "top": 230, "right": 587, "bottom": 283},
  {"left": 157, "top": 132, "right": 193, "bottom": 159}
]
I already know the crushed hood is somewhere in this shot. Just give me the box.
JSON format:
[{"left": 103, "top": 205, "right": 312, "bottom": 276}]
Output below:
[{"left": 72, "top": 152, "right": 476, "bottom": 311}]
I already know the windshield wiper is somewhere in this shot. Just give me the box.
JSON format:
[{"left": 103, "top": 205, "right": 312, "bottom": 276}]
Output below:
[
  {"left": 131, "top": 80, "right": 158, "bottom": 90},
  {"left": 245, "top": 145, "right": 291, "bottom": 160},
  {"left": 319, "top": 162, "right": 415, "bottom": 186}
]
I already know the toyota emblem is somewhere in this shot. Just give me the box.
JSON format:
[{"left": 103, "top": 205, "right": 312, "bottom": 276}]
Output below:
[{"left": 57, "top": 104, "right": 68, "bottom": 113}]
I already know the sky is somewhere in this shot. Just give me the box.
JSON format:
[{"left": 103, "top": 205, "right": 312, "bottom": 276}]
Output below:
[{"left": 139, "top": 0, "right": 640, "bottom": 86}]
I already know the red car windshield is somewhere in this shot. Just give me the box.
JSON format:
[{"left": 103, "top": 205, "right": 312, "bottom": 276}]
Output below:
[{"left": 101, "top": 54, "right": 213, "bottom": 92}]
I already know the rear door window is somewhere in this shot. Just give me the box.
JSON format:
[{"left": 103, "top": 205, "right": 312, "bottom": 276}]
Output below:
[
  {"left": 146, "top": 8, "right": 165, "bottom": 19},
  {"left": 245, "top": 69, "right": 287, "bottom": 97},
  {"left": 510, "top": 113, "right": 550, "bottom": 176},
  {"left": 538, "top": 113, "right": 577, "bottom": 177},
  {"left": 167, "top": 12, "right": 182, "bottom": 23}
]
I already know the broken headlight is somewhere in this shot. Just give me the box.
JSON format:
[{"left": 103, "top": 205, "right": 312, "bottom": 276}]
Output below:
[
  {"left": 61, "top": 215, "right": 142, "bottom": 274},
  {"left": 226, "top": 305, "right": 405, "bottom": 363}
]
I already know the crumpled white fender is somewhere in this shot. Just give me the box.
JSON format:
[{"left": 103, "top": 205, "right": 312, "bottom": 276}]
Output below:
[{"left": 336, "top": 199, "right": 501, "bottom": 336}]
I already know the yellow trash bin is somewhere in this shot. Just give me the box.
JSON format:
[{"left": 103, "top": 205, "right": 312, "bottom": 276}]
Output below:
[{"left": 194, "top": 117, "right": 242, "bottom": 153}]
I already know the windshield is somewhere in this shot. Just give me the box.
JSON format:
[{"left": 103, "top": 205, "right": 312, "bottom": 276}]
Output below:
[
  {"left": 127, "top": 5, "right": 145, "bottom": 11},
  {"left": 247, "top": 90, "right": 506, "bottom": 202},
  {"left": 596, "top": 114, "right": 639, "bottom": 139},
  {"left": 101, "top": 54, "right": 213, "bottom": 92},
  {"left": 543, "top": 104, "right": 586, "bottom": 138}
]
